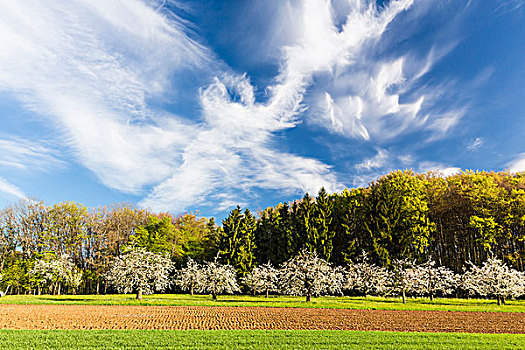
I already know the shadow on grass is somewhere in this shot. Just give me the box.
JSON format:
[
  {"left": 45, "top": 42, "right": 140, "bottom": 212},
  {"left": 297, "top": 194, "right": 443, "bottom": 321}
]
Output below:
[
  {"left": 213, "top": 299, "right": 297, "bottom": 304},
  {"left": 38, "top": 297, "right": 104, "bottom": 303},
  {"left": 414, "top": 299, "right": 498, "bottom": 307}
]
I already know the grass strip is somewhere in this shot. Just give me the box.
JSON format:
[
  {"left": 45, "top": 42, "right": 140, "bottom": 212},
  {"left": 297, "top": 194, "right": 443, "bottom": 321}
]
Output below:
[
  {"left": 0, "top": 329, "right": 524, "bottom": 350},
  {"left": 1, "top": 294, "right": 525, "bottom": 313}
]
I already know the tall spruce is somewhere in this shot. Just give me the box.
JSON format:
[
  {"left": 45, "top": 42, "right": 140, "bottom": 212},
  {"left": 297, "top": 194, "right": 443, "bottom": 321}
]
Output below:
[
  {"left": 298, "top": 193, "right": 316, "bottom": 253},
  {"left": 331, "top": 188, "right": 366, "bottom": 265},
  {"left": 312, "top": 187, "right": 335, "bottom": 261},
  {"left": 218, "top": 207, "right": 257, "bottom": 277},
  {"left": 276, "top": 202, "right": 292, "bottom": 264}
]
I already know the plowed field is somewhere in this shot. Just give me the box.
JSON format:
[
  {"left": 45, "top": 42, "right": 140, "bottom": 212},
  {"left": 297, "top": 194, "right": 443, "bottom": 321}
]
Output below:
[{"left": 1, "top": 305, "right": 524, "bottom": 333}]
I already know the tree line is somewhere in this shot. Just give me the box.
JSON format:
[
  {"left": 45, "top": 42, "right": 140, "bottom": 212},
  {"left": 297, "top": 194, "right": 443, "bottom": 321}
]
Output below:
[
  {"left": 1, "top": 169, "right": 524, "bottom": 296},
  {"left": 0, "top": 201, "right": 220, "bottom": 294},
  {"left": 220, "top": 170, "right": 525, "bottom": 277}
]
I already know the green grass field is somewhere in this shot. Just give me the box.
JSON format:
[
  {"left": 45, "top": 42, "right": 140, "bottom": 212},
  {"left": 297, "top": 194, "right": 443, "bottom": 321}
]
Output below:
[
  {"left": 1, "top": 293, "right": 524, "bottom": 312},
  {"left": 0, "top": 330, "right": 524, "bottom": 350}
]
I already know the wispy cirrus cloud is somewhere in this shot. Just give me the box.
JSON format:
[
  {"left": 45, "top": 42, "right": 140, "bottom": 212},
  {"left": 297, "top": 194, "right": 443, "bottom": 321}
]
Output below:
[
  {"left": 0, "top": 137, "right": 64, "bottom": 172},
  {"left": 0, "top": 177, "right": 25, "bottom": 200},
  {"left": 0, "top": 0, "right": 346, "bottom": 211},
  {"left": 142, "top": 0, "right": 423, "bottom": 210},
  {"left": 303, "top": 13, "right": 465, "bottom": 142},
  {"left": 141, "top": 73, "right": 341, "bottom": 211},
  {"left": 0, "top": 0, "right": 478, "bottom": 212},
  {"left": 355, "top": 149, "right": 389, "bottom": 171},
  {"left": 0, "top": 0, "right": 209, "bottom": 195}
]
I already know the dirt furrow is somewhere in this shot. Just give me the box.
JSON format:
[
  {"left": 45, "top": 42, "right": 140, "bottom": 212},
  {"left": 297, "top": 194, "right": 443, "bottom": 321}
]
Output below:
[{"left": 0, "top": 305, "right": 524, "bottom": 333}]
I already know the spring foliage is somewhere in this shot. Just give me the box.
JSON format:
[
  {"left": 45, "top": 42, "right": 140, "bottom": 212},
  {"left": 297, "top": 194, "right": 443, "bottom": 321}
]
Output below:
[
  {"left": 195, "top": 258, "right": 240, "bottom": 300},
  {"left": 2, "top": 169, "right": 525, "bottom": 301},
  {"left": 174, "top": 258, "right": 202, "bottom": 295},
  {"left": 462, "top": 257, "right": 525, "bottom": 305},
  {"left": 279, "top": 249, "right": 344, "bottom": 302},
  {"left": 242, "top": 262, "right": 279, "bottom": 297},
  {"left": 105, "top": 247, "right": 173, "bottom": 299}
]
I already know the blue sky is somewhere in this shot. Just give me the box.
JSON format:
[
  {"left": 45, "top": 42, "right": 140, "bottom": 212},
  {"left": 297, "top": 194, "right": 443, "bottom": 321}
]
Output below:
[{"left": 0, "top": 0, "right": 524, "bottom": 219}]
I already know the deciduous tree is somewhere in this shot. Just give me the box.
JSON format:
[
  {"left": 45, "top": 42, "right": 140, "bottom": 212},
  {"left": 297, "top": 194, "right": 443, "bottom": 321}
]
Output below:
[
  {"left": 280, "top": 249, "right": 343, "bottom": 302},
  {"left": 105, "top": 247, "right": 173, "bottom": 300},
  {"left": 242, "top": 262, "right": 279, "bottom": 298},
  {"left": 196, "top": 257, "right": 240, "bottom": 300}
]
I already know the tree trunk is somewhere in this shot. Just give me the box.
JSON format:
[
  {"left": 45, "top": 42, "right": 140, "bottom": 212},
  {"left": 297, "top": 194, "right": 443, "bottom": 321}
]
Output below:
[
  {"left": 402, "top": 289, "right": 406, "bottom": 304},
  {"left": 136, "top": 287, "right": 143, "bottom": 301},
  {"left": 190, "top": 284, "right": 194, "bottom": 296},
  {"left": 497, "top": 296, "right": 501, "bottom": 306},
  {"left": 502, "top": 296, "right": 506, "bottom": 305},
  {"left": 212, "top": 293, "right": 217, "bottom": 301},
  {"left": 306, "top": 289, "right": 312, "bottom": 302},
  {"left": 265, "top": 288, "right": 269, "bottom": 299},
  {"left": 430, "top": 293, "right": 434, "bottom": 301},
  {"left": 57, "top": 283, "right": 61, "bottom": 296}
]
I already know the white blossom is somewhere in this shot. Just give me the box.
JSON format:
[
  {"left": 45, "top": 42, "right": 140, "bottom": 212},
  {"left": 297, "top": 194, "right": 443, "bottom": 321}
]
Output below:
[
  {"left": 388, "top": 258, "right": 419, "bottom": 304},
  {"left": 105, "top": 247, "right": 173, "bottom": 300},
  {"left": 344, "top": 253, "right": 391, "bottom": 296},
  {"left": 242, "top": 262, "right": 279, "bottom": 298},
  {"left": 463, "top": 257, "right": 525, "bottom": 305},
  {"left": 30, "top": 254, "right": 83, "bottom": 294},
  {"left": 408, "top": 260, "right": 457, "bottom": 300},
  {"left": 279, "top": 249, "right": 344, "bottom": 302},
  {"left": 174, "top": 258, "right": 202, "bottom": 295},
  {"left": 196, "top": 257, "right": 240, "bottom": 300}
]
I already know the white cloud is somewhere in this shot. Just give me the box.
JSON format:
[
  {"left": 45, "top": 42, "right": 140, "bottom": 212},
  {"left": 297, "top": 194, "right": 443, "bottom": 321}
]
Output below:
[
  {"left": 0, "top": 0, "right": 207, "bottom": 194},
  {"left": 0, "top": 177, "right": 25, "bottom": 200},
  {"left": 509, "top": 154, "right": 525, "bottom": 173},
  {"left": 141, "top": 73, "right": 341, "bottom": 211},
  {"left": 0, "top": 137, "right": 64, "bottom": 172},
  {"left": 0, "top": 1, "right": 343, "bottom": 211},
  {"left": 418, "top": 161, "right": 461, "bottom": 177},
  {"left": 355, "top": 149, "right": 389, "bottom": 171},
  {"left": 0, "top": 0, "right": 470, "bottom": 212},
  {"left": 494, "top": 0, "right": 523, "bottom": 16},
  {"left": 467, "top": 137, "right": 484, "bottom": 151},
  {"left": 277, "top": 0, "right": 465, "bottom": 142}
]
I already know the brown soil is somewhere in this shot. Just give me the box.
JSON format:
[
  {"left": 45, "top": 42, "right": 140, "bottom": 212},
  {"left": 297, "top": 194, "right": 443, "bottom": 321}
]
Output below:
[{"left": 0, "top": 305, "right": 524, "bottom": 333}]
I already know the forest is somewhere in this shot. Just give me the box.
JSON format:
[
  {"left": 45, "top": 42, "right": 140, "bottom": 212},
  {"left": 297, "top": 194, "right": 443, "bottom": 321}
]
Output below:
[{"left": 1, "top": 169, "right": 524, "bottom": 295}]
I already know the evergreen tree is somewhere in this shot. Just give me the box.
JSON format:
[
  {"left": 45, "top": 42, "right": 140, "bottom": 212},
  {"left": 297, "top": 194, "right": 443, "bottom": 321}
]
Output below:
[
  {"left": 218, "top": 206, "right": 242, "bottom": 266},
  {"left": 312, "top": 187, "right": 335, "bottom": 261},
  {"left": 288, "top": 201, "right": 303, "bottom": 257},
  {"left": 235, "top": 209, "right": 257, "bottom": 277},
  {"left": 298, "top": 193, "right": 316, "bottom": 253},
  {"left": 218, "top": 207, "right": 257, "bottom": 277},
  {"left": 275, "top": 202, "right": 292, "bottom": 264},
  {"left": 254, "top": 207, "right": 275, "bottom": 264},
  {"left": 331, "top": 188, "right": 367, "bottom": 265}
]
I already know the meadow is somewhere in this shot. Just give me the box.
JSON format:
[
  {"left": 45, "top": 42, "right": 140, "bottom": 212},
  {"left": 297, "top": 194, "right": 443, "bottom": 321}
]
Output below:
[
  {"left": 1, "top": 330, "right": 525, "bottom": 350},
  {"left": 1, "top": 294, "right": 524, "bottom": 313}
]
